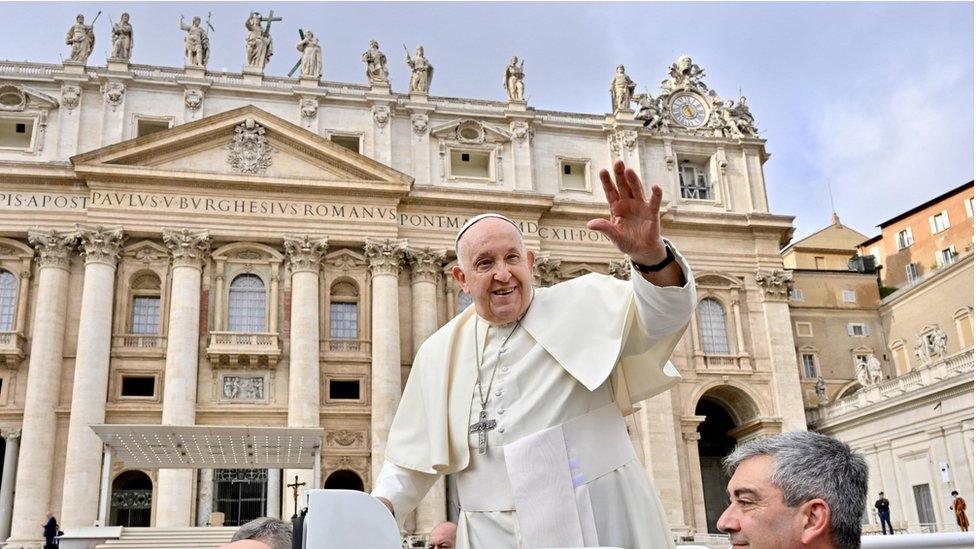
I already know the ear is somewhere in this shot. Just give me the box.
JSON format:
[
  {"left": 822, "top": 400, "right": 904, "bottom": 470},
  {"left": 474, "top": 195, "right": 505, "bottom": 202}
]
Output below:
[
  {"left": 798, "top": 498, "right": 831, "bottom": 545},
  {"left": 451, "top": 265, "right": 468, "bottom": 293},
  {"left": 526, "top": 249, "right": 536, "bottom": 267}
]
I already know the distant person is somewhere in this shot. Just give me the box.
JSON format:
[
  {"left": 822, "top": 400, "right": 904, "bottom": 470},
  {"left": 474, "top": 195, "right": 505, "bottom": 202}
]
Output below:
[
  {"left": 951, "top": 491, "right": 969, "bottom": 532},
  {"left": 42, "top": 512, "right": 59, "bottom": 549},
  {"left": 874, "top": 492, "right": 893, "bottom": 535},
  {"left": 427, "top": 521, "right": 457, "bottom": 548},
  {"left": 718, "top": 431, "right": 867, "bottom": 549},
  {"left": 229, "top": 517, "right": 292, "bottom": 549}
]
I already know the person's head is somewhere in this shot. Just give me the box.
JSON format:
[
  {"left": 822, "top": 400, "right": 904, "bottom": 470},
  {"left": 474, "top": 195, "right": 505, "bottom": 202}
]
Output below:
[
  {"left": 427, "top": 521, "right": 457, "bottom": 549},
  {"left": 878, "top": 491, "right": 884, "bottom": 498},
  {"left": 230, "top": 517, "right": 292, "bottom": 549},
  {"left": 192, "top": 16, "right": 201, "bottom": 25},
  {"left": 952, "top": 491, "right": 960, "bottom": 497},
  {"left": 718, "top": 431, "right": 867, "bottom": 549},
  {"left": 616, "top": 64, "right": 625, "bottom": 74},
  {"left": 510, "top": 55, "right": 518, "bottom": 65},
  {"left": 76, "top": 14, "right": 84, "bottom": 23},
  {"left": 121, "top": 13, "right": 129, "bottom": 22},
  {"left": 416, "top": 45, "right": 424, "bottom": 56},
  {"left": 370, "top": 39, "right": 379, "bottom": 48},
  {"left": 452, "top": 215, "right": 534, "bottom": 326}
]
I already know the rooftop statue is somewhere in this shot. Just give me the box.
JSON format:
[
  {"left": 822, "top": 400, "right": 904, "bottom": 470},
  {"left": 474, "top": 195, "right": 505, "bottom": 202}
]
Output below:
[
  {"left": 180, "top": 14, "right": 211, "bottom": 67},
  {"left": 110, "top": 12, "right": 133, "bottom": 60},
  {"left": 65, "top": 13, "right": 96, "bottom": 64},
  {"left": 362, "top": 39, "right": 389, "bottom": 86}
]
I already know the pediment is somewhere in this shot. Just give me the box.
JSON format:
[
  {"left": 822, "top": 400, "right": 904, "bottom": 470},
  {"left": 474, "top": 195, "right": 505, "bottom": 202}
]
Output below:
[
  {"left": 0, "top": 82, "right": 59, "bottom": 111},
  {"left": 122, "top": 240, "right": 169, "bottom": 263},
  {"left": 70, "top": 105, "right": 412, "bottom": 191},
  {"left": 430, "top": 118, "right": 511, "bottom": 144}
]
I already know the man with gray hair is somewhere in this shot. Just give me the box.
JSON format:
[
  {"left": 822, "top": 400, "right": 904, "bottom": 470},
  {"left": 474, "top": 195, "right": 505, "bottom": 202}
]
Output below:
[
  {"left": 228, "top": 517, "right": 292, "bottom": 549},
  {"left": 718, "top": 431, "right": 868, "bottom": 549}
]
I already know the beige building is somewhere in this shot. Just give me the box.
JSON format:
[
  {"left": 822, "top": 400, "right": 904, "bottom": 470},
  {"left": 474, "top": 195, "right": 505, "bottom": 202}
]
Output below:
[{"left": 0, "top": 43, "right": 810, "bottom": 547}]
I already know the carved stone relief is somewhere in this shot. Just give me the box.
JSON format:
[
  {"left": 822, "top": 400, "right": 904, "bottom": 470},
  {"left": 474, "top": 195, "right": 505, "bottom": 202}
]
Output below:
[
  {"left": 102, "top": 81, "right": 126, "bottom": 109},
  {"left": 61, "top": 84, "right": 81, "bottom": 110},
  {"left": 372, "top": 105, "right": 391, "bottom": 129},
  {"left": 533, "top": 255, "right": 562, "bottom": 287},
  {"left": 221, "top": 375, "right": 266, "bottom": 400},
  {"left": 184, "top": 89, "right": 204, "bottom": 111},
  {"left": 227, "top": 118, "right": 275, "bottom": 175},
  {"left": 299, "top": 98, "right": 318, "bottom": 124},
  {"left": 325, "top": 430, "right": 366, "bottom": 448},
  {"left": 410, "top": 113, "right": 428, "bottom": 136},
  {"left": 755, "top": 269, "right": 793, "bottom": 300}
]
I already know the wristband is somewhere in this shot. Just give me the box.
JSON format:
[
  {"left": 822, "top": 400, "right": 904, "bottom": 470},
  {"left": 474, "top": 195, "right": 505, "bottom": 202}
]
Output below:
[{"left": 631, "top": 244, "right": 675, "bottom": 273}]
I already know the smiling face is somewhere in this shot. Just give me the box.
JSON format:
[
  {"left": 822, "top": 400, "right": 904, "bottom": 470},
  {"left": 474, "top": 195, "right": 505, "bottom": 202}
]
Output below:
[
  {"left": 452, "top": 218, "right": 535, "bottom": 326},
  {"left": 717, "top": 455, "right": 805, "bottom": 548}
]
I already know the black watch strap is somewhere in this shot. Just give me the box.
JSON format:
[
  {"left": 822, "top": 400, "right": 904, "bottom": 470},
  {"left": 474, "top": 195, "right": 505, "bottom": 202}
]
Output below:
[{"left": 631, "top": 244, "right": 675, "bottom": 273}]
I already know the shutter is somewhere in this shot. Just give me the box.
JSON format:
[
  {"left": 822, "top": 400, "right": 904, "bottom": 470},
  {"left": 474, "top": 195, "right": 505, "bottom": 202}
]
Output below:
[
  {"left": 906, "top": 227, "right": 913, "bottom": 243},
  {"left": 942, "top": 210, "right": 950, "bottom": 229},
  {"left": 847, "top": 324, "right": 854, "bottom": 336},
  {"left": 929, "top": 215, "right": 938, "bottom": 235}
]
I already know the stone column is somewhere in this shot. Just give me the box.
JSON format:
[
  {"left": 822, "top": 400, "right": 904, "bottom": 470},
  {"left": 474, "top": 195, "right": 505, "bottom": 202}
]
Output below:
[
  {"left": 408, "top": 248, "right": 447, "bottom": 534},
  {"left": 266, "top": 469, "right": 282, "bottom": 519},
  {"left": 60, "top": 226, "right": 124, "bottom": 529},
  {"left": 7, "top": 229, "right": 76, "bottom": 548},
  {"left": 681, "top": 423, "right": 708, "bottom": 534},
  {"left": 507, "top": 119, "right": 535, "bottom": 191},
  {"left": 755, "top": 270, "right": 806, "bottom": 431},
  {"left": 282, "top": 235, "right": 328, "bottom": 518},
  {"left": 155, "top": 229, "right": 212, "bottom": 527},
  {"left": 364, "top": 239, "right": 407, "bottom": 479},
  {"left": 0, "top": 430, "right": 22, "bottom": 541},
  {"left": 195, "top": 469, "right": 213, "bottom": 526}
]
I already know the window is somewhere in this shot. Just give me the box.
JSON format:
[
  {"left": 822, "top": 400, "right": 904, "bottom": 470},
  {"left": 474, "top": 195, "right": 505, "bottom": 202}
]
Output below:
[
  {"left": 842, "top": 290, "right": 856, "bottom": 303},
  {"left": 814, "top": 256, "right": 826, "bottom": 270},
  {"left": 328, "top": 379, "right": 361, "bottom": 400},
  {"left": 936, "top": 246, "right": 957, "bottom": 267},
  {"left": 800, "top": 353, "right": 818, "bottom": 378},
  {"left": 559, "top": 159, "right": 589, "bottom": 191},
  {"left": 0, "top": 269, "right": 17, "bottom": 331},
  {"left": 120, "top": 376, "right": 156, "bottom": 398},
  {"left": 0, "top": 117, "right": 35, "bottom": 148},
  {"left": 848, "top": 323, "right": 868, "bottom": 337},
  {"left": 329, "top": 302, "right": 358, "bottom": 339},
  {"left": 896, "top": 227, "right": 914, "bottom": 249},
  {"left": 789, "top": 288, "right": 804, "bottom": 301},
  {"left": 906, "top": 263, "right": 918, "bottom": 283},
  {"left": 795, "top": 322, "right": 813, "bottom": 337},
  {"left": 130, "top": 296, "right": 160, "bottom": 335},
  {"left": 450, "top": 149, "right": 491, "bottom": 179},
  {"left": 965, "top": 197, "right": 973, "bottom": 218},
  {"left": 697, "top": 298, "right": 730, "bottom": 354},
  {"left": 928, "top": 210, "right": 950, "bottom": 234},
  {"left": 330, "top": 134, "right": 360, "bottom": 153},
  {"left": 228, "top": 274, "right": 266, "bottom": 332},
  {"left": 912, "top": 484, "right": 937, "bottom": 528},
  {"left": 679, "top": 163, "right": 712, "bottom": 200},
  {"left": 136, "top": 118, "right": 170, "bottom": 137}
]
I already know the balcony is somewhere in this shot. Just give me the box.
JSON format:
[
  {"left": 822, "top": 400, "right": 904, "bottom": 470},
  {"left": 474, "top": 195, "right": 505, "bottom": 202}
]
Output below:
[
  {"left": 207, "top": 331, "right": 281, "bottom": 368},
  {"left": 111, "top": 333, "right": 167, "bottom": 358},
  {"left": 694, "top": 352, "right": 752, "bottom": 372},
  {"left": 320, "top": 338, "right": 371, "bottom": 361},
  {"left": 0, "top": 331, "right": 25, "bottom": 366}
]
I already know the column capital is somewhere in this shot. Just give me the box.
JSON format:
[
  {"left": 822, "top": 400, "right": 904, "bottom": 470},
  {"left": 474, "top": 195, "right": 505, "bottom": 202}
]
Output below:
[
  {"left": 681, "top": 431, "right": 701, "bottom": 443},
  {"left": 27, "top": 228, "right": 77, "bottom": 270},
  {"left": 533, "top": 253, "right": 562, "bottom": 287},
  {"left": 408, "top": 247, "right": 446, "bottom": 283},
  {"left": 607, "top": 259, "right": 631, "bottom": 280},
  {"left": 283, "top": 235, "right": 329, "bottom": 274},
  {"left": 755, "top": 269, "right": 793, "bottom": 301},
  {"left": 76, "top": 225, "right": 124, "bottom": 267},
  {"left": 162, "top": 228, "right": 212, "bottom": 269},
  {"left": 364, "top": 238, "right": 408, "bottom": 277},
  {"left": 2, "top": 429, "right": 21, "bottom": 442}
]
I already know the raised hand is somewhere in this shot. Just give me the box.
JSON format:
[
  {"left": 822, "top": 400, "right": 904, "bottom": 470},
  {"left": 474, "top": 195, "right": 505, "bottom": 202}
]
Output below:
[{"left": 587, "top": 160, "right": 667, "bottom": 266}]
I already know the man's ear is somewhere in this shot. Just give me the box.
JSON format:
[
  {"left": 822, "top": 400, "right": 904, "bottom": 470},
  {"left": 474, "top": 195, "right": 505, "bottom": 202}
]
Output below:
[
  {"left": 798, "top": 498, "right": 831, "bottom": 544},
  {"left": 526, "top": 249, "right": 535, "bottom": 267},
  {"left": 451, "top": 265, "right": 467, "bottom": 293}
]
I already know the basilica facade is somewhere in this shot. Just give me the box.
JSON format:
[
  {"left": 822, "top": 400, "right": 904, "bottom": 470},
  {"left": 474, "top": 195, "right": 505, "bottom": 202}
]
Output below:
[{"left": 0, "top": 26, "right": 806, "bottom": 546}]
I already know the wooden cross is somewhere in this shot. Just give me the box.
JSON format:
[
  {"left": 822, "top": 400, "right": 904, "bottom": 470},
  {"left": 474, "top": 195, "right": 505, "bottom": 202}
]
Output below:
[
  {"left": 260, "top": 10, "right": 282, "bottom": 36},
  {"left": 468, "top": 409, "right": 497, "bottom": 455},
  {"left": 287, "top": 475, "right": 306, "bottom": 518}
]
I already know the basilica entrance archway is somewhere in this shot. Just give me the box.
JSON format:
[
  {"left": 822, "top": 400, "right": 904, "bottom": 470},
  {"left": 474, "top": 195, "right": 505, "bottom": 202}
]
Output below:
[
  {"left": 214, "top": 469, "right": 268, "bottom": 526},
  {"left": 110, "top": 470, "right": 153, "bottom": 527},
  {"left": 323, "top": 469, "right": 364, "bottom": 491}
]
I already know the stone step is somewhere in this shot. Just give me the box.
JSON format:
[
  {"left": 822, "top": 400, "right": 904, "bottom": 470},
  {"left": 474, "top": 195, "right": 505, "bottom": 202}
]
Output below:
[{"left": 94, "top": 527, "right": 236, "bottom": 549}]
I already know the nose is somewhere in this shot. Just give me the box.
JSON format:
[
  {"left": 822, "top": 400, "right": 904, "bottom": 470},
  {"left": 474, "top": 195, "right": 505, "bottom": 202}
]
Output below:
[
  {"left": 716, "top": 504, "right": 738, "bottom": 534},
  {"left": 493, "top": 264, "right": 512, "bottom": 283}
]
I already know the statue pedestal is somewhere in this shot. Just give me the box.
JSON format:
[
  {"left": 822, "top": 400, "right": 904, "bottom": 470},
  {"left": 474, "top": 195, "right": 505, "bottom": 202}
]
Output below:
[
  {"left": 106, "top": 58, "right": 130, "bottom": 73},
  {"left": 507, "top": 100, "right": 528, "bottom": 112},
  {"left": 299, "top": 76, "right": 320, "bottom": 88},
  {"left": 243, "top": 67, "right": 264, "bottom": 85},
  {"left": 613, "top": 108, "right": 636, "bottom": 121},
  {"left": 184, "top": 65, "right": 206, "bottom": 79},
  {"left": 62, "top": 60, "right": 86, "bottom": 75},
  {"left": 408, "top": 92, "right": 428, "bottom": 103},
  {"left": 370, "top": 83, "right": 391, "bottom": 95}
]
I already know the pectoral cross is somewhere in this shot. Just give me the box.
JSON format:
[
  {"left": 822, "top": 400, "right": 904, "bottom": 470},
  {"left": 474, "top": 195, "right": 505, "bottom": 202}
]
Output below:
[
  {"left": 468, "top": 409, "right": 497, "bottom": 455},
  {"left": 287, "top": 475, "right": 306, "bottom": 519}
]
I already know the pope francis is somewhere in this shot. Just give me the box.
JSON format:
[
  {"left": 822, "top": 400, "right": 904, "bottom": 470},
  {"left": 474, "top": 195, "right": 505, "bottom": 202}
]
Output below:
[{"left": 371, "top": 161, "right": 697, "bottom": 548}]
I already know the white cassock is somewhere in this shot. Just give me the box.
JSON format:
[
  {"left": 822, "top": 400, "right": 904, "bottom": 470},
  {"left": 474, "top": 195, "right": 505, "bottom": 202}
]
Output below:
[{"left": 372, "top": 242, "right": 696, "bottom": 549}]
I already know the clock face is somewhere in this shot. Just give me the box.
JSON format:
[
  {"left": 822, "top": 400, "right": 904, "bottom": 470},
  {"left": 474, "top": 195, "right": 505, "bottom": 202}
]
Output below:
[{"left": 669, "top": 94, "right": 708, "bottom": 128}]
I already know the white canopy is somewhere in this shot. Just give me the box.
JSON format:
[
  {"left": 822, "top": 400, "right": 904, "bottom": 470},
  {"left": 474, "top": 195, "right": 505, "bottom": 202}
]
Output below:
[{"left": 90, "top": 424, "right": 324, "bottom": 469}]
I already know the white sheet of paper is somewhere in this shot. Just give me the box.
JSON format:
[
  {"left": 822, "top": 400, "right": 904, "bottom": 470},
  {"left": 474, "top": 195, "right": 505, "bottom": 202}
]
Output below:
[{"left": 302, "top": 489, "right": 401, "bottom": 549}]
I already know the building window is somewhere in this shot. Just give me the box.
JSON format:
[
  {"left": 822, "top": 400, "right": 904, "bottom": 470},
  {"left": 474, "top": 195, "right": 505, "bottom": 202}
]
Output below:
[
  {"left": 928, "top": 210, "right": 950, "bottom": 234},
  {"left": 795, "top": 322, "right": 813, "bottom": 337},
  {"left": 0, "top": 117, "right": 35, "bottom": 149},
  {"left": 328, "top": 378, "right": 361, "bottom": 400},
  {"left": 0, "top": 269, "right": 17, "bottom": 331},
  {"left": 679, "top": 163, "right": 712, "bottom": 200},
  {"left": 954, "top": 308, "right": 973, "bottom": 348},
  {"left": 912, "top": 484, "right": 937, "bottom": 529},
  {"left": 936, "top": 246, "right": 957, "bottom": 267},
  {"left": 130, "top": 296, "right": 160, "bottom": 335},
  {"left": 228, "top": 274, "right": 266, "bottom": 332},
  {"left": 842, "top": 290, "right": 856, "bottom": 303},
  {"left": 869, "top": 246, "right": 881, "bottom": 263},
  {"left": 800, "top": 353, "right": 818, "bottom": 378},
  {"left": 789, "top": 288, "right": 804, "bottom": 301},
  {"left": 120, "top": 376, "right": 156, "bottom": 398},
  {"left": 896, "top": 227, "right": 914, "bottom": 249},
  {"left": 965, "top": 197, "right": 973, "bottom": 218},
  {"left": 559, "top": 159, "right": 589, "bottom": 191},
  {"left": 329, "top": 280, "right": 359, "bottom": 340},
  {"left": 697, "top": 298, "right": 730, "bottom": 354},
  {"left": 450, "top": 149, "right": 491, "bottom": 180},
  {"left": 136, "top": 118, "right": 171, "bottom": 137},
  {"left": 848, "top": 323, "right": 869, "bottom": 337},
  {"left": 330, "top": 134, "right": 360, "bottom": 154},
  {"left": 906, "top": 263, "right": 918, "bottom": 283},
  {"left": 814, "top": 256, "right": 825, "bottom": 269}
]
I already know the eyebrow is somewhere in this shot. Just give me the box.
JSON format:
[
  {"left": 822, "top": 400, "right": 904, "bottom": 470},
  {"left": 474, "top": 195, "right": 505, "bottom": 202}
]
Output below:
[
  {"left": 731, "top": 487, "right": 761, "bottom": 499},
  {"left": 473, "top": 247, "right": 520, "bottom": 263}
]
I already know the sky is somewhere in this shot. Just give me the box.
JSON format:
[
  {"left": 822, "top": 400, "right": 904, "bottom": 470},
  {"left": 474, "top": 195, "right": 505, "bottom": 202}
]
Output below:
[{"left": 1, "top": 1, "right": 972, "bottom": 241}]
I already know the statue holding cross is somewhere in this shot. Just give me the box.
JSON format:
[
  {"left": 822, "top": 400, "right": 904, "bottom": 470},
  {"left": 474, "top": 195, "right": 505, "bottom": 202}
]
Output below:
[
  {"left": 287, "top": 474, "right": 306, "bottom": 519},
  {"left": 244, "top": 10, "right": 280, "bottom": 71}
]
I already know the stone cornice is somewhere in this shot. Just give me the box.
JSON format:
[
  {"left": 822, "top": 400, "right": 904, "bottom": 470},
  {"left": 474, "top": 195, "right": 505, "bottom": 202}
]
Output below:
[
  {"left": 76, "top": 224, "right": 124, "bottom": 267},
  {"left": 27, "top": 228, "right": 77, "bottom": 270},
  {"left": 283, "top": 235, "right": 329, "bottom": 274},
  {"left": 407, "top": 247, "right": 446, "bottom": 283},
  {"left": 364, "top": 238, "right": 408, "bottom": 276},
  {"left": 162, "top": 228, "right": 212, "bottom": 269}
]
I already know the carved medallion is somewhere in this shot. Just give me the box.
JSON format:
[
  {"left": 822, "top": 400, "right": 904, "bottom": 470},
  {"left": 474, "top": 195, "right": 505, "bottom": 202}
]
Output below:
[
  {"left": 372, "top": 105, "right": 390, "bottom": 128},
  {"left": 102, "top": 82, "right": 125, "bottom": 109},
  {"left": 299, "top": 98, "right": 318, "bottom": 124},
  {"left": 411, "top": 113, "right": 428, "bottom": 136},
  {"left": 184, "top": 89, "right": 204, "bottom": 111},
  {"left": 326, "top": 430, "right": 365, "bottom": 447},
  {"left": 227, "top": 118, "right": 275, "bottom": 174}
]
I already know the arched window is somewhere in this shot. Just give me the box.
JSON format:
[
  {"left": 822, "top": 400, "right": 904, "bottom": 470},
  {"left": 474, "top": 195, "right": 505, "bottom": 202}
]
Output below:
[
  {"left": 323, "top": 469, "right": 364, "bottom": 491},
  {"left": 228, "top": 274, "right": 266, "bottom": 332},
  {"left": 110, "top": 470, "right": 152, "bottom": 527},
  {"left": 329, "top": 281, "right": 359, "bottom": 340},
  {"left": 0, "top": 270, "right": 16, "bottom": 331},
  {"left": 129, "top": 273, "right": 161, "bottom": 335},
  {"left": 456, "top": 291, "right": 473, "bottom": 315},
  {"left": 697, "top": 298, "right": 730, "bottom": 354}
]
